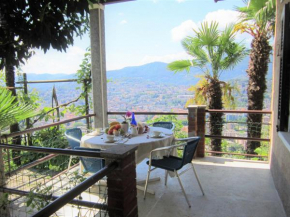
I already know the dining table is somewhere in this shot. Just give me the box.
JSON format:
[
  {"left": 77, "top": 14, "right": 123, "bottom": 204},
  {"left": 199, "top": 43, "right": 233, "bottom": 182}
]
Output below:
[
  {"left": 81, "top": 126, "right": 175, "bottom": 164},
  {"left": 80, "top": 126, "right": 175, "bottom": 194}
]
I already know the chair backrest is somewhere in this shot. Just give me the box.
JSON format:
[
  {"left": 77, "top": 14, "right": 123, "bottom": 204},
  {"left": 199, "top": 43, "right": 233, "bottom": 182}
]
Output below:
[
  {"left": 74, "top": 147, "right": 104, "bottom": 173},
  {"left": 152, "top": 122, "right": 175, "bottom": 130},
  {"left": 65, "top": 128, "right": 82, "bottom": 149},
  {"left": 180, "top": 137, "right": 200, "bottom": 166}
]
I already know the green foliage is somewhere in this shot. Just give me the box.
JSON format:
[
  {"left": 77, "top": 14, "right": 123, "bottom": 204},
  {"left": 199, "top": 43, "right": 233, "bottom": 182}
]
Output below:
[
  {"left": 26, "top": 183, "right": 53, "bottom": 213},
  {"left": 21, "top": 126, "right": 72, "bottom": 172},
  {"left": 68, "top": 48, "right": 92, "bottom": 116},
  {"left": 254, "top": 142, "right": 269, "bottom": 161},
  {"left": 0, "top": 71, "right": 5, "bottom": 86},
  {"left": 0, "top": 193, "right": 9, "bottom": 212},
  {"left": 0, "top": 88, "right": 37, "bottom": 131},
  {"left": 68, "top": 171, "right": 88, "bottom": 188},
  {"left": 235, "top": 0, "right": 276, "bottom": 38},
  {"left": 0, "top": 0, "right": 90, "bottom": 70}
]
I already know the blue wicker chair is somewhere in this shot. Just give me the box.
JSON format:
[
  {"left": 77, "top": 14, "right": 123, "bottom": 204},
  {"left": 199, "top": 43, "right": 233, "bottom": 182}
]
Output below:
[
  {"left": 65, "top": 128, "right": 82, "bottom": 171},
  {"left": 143, "top": 137, "right": 204, "bottom": 207},
  {"left": 152, "top": 121, "right": 175, "bottom": 131},
  {"left": 65, "top": 128, "right": 104, "bottom": 173},
  {"left": 74, "top": 147, "right": 104, "bottom": 173}
]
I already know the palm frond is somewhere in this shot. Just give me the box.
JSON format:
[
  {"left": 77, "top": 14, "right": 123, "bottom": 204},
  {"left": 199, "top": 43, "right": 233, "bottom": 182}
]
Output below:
[
  {"left": 0, "top": 88, "right": 37, "bottom": 131},
  {"left": 167, "top": 60, "right": 192, "bottom": 73},
  {"left": 235, "top": 0, "right": 276, "bottom": 37}
]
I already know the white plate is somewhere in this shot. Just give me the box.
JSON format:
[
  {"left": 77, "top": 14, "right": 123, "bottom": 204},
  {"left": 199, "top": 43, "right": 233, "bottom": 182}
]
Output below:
[
  {"left": 150, "top": 134, "right": 165, "bottom": 138},
  {"left": 105, "top": 140, "right": 117, "bottom": 143}
]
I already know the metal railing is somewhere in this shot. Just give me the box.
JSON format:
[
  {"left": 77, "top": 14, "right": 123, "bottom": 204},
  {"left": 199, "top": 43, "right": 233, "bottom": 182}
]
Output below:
[
  {"left": 0, "top": 143, "right": 115, "bottom": 216},
  {"left": 108, "top": 109, "right": 271, "bottom": 159}
]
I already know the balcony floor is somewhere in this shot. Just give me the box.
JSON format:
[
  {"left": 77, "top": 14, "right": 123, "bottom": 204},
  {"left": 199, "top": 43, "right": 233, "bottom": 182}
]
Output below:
[{"left": 136, "top": 156, "right": 286, "bottom": 217}]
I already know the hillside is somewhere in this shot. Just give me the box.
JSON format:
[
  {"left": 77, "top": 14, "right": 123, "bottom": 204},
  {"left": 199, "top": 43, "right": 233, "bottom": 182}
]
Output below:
[{"left": 21, "top": 59, "right": 273, "bottom": 111}]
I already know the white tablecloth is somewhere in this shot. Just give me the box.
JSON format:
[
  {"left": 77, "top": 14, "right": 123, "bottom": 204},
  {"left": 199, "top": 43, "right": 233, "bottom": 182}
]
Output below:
[{"left": 81, "top": 127, "right": 175, "bottom": 164}]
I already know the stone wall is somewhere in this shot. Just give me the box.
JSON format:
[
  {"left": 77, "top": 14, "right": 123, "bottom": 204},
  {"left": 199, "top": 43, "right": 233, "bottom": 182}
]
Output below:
[{"left": 270, "top": 1, "right": 290, "bottom": 216}]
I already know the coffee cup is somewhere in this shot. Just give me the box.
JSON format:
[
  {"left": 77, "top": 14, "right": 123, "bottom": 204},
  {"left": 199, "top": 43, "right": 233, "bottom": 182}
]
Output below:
[
  {"left": 107, "top": 134, "right": 115, "bottom": 141},
  {"left": 153, "top": 131, "right": 162, "bottom": 137}
]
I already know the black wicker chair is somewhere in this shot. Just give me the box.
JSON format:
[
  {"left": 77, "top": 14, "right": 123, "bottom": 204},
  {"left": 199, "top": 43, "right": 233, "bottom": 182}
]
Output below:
[{"left": 143, "top": 137, "right": 204, "bottom": 207}]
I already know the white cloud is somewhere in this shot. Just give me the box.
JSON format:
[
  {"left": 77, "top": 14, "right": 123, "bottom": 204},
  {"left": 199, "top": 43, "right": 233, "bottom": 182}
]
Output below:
[
  {"left": 120, "top": 20, "right": 127, "bottom": 25},
  {"left": 140, "top": 52, "right": 191, "bottom": 65},
  {"left": 203, "top": 9, "right": 240, "bottom": 29},
  {"left": 21, "top": 46, "right": 86, "bottom": 74},
  {"left": 176, "top": 0, "right": 186, "bottom": 3},
  {"left": 171, "top": 9, "right": 252, "bottom": 47},
  {"left": 171, "top": 20, "right": 198, "bottom": 42}
]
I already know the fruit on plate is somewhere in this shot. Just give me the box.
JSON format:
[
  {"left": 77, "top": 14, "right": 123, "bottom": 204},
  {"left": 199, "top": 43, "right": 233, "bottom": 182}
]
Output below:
[
  {"left": 107, "top": 124, "right": 121, "bottom": 135},
  {"left": 105, "top": 128, "right": 109, "bottom": 134},
  {"left": 109, "top": 121, "right": 120, "bottom": 127}
]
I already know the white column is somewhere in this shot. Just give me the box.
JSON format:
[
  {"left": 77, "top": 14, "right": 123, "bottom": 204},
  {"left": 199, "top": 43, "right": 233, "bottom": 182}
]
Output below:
[{"left": 89, "top": 4, "right": 108, "bottom": 128}]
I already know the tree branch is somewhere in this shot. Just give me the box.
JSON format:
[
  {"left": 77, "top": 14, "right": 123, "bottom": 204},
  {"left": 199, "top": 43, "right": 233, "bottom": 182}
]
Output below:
[{"left": 31, "top": 94, "right": 82, "bottom": 125}]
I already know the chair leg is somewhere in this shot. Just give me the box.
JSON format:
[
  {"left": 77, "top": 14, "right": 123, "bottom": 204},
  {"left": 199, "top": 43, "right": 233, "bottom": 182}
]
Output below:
[
  {"left": 175, "top": 170, "right": 191, "bottom": 208},
  {"left": 143, "top": 165, "right": 152, "bottom": 199},
  {"left": 191, "top": 162, "right": 204, "bottom": 195},
  {"left": 67, "top": 155, "right": 73, "bottom": 172},
  {"left": 165, "top": 170, "right": 169, "bottom": 186}
]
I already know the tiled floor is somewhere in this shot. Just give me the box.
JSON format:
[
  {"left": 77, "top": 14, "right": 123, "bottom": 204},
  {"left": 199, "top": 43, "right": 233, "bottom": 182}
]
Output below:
[{"left": 136, "top": 156, "right": 286, "bottom": 217}]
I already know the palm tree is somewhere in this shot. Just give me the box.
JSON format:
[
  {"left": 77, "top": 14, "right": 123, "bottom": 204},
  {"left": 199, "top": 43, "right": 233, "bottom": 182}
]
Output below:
[
  {"left": 0, "top": 87, "right": 37, "bottom": 216},
  {"left": 168, "top": 21, "right": 248, "bottom": 152},
  {"left": 235, "top": 0, "right": 275, "bottom": 154}
]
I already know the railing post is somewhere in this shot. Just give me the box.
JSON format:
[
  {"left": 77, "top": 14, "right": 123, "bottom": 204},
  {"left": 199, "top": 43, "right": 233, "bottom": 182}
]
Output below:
[
  {"left": 103, "top": 145, "right": 138, "bottom": 217},
  {"left": 188, "top": 105, "right": 206, "bottom": 157},
  {"left": 23, "top": 73, "right": 33, "bottom": 146}
]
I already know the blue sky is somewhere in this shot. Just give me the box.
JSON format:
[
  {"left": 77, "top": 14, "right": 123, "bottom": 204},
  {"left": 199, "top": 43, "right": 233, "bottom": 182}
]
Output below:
[{"left": 22, "top": 0, "right": 249, "bottom": 74}]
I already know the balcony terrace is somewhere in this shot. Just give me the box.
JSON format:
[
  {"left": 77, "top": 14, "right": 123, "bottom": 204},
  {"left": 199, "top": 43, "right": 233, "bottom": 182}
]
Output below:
[
  {"left": 1, "top": 1, "right": 290, "bottom": 216},
  {"left": 136, "top": 157, "right": 286, "bottom": 217}
]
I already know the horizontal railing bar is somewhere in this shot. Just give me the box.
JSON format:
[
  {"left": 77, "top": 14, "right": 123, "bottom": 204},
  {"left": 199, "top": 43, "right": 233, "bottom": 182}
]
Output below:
[
  {"left": 206, "top": 150, "right": 268, "bottom": 158},
  {"left": 108, "top": 111, "right": 188, "bottom": 115},
  {"left": 205, "top": 121, "right": 271, "bottom": 125},
  {"left": 205, "top": 135, "right": 270, "bottom": 142},
  {"left": 33, "top": 161, "right": 118, "bottom": 217},
  {"left": 16, "top": 79, "right": 90, "bottom": 84},
  {"left": 0, "top": 187, "right": 107, "bottom": 210},
  {"left": 206, "top": 109, "right": 272, "bottom": 114},
  {"left": 5, "top": 87, "right": 23, "bottom": 90},
  {"left": 6, "top": 154, "right": 58, "bottom": 177},
  {"left": 0, "top": 143, "right": 102, "bottom": 158},
  {"left": 0, "top": 114, "right": 95, "bottom": 139},
  {"left": 109, "top": 110, "right": 271, "bottom": 116}
]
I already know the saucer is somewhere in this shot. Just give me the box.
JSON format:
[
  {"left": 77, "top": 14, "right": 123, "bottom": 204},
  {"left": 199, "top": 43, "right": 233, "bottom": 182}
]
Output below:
[
  {"left": 105, "top": 140, "right": 117, "bottom": 143},
  {"left": 150, "top": 134, "right": 165, "bottom": 138}
]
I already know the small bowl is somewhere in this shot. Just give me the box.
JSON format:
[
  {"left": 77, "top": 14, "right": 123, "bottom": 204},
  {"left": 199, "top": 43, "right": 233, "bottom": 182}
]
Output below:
[{"left": 106, "top": 134, "right": 115, "bottom": 141}]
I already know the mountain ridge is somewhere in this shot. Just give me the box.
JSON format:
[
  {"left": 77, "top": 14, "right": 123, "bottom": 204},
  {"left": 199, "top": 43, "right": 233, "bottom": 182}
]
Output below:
[{"left": 24, "top": 57, "right": 272, "bottom": 86}]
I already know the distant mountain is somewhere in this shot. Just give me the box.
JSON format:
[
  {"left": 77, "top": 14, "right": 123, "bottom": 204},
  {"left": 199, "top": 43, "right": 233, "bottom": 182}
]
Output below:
[
  {"left": 24, "top": 57, "right": 273, "bottom": 87},
  {"left": 22, "top": 58, "right": 273, "bottom": 109}
]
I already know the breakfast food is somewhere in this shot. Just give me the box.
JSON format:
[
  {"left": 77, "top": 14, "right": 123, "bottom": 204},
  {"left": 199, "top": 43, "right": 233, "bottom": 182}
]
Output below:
[{"left": 107, "top": 123, "right": 121, "bottom": 135}]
